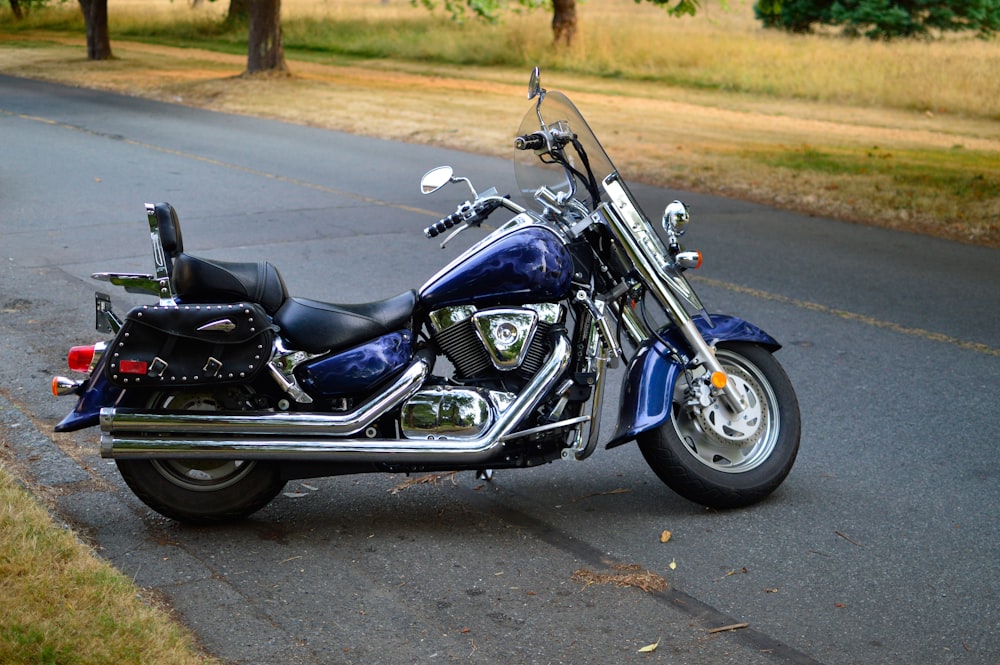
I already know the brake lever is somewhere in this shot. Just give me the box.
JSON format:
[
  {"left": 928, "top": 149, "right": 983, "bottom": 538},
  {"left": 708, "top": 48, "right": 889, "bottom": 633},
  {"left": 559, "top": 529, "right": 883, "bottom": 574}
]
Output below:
[{"left": 439, "top": 222, "right": 471, "bottom": 249}]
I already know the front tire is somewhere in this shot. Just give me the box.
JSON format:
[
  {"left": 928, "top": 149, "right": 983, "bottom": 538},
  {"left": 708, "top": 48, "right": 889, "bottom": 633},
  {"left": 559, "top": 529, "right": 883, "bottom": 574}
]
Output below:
[
  {"left": 637, "top": 342, "right": 800, "bottom": 509},
  {"left": 115, "top": 389, "right": 285, "bottom": 524}
]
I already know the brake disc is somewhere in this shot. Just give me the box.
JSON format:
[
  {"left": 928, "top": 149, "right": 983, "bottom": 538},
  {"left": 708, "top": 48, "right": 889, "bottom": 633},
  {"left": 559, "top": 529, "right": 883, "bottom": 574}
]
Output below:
[{"left": 694, "top": 365, "right": 767, "bottom": 448}]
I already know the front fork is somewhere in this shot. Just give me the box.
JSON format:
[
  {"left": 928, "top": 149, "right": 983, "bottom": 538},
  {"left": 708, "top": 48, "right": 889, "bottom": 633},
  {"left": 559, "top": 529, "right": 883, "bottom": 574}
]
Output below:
[
  {"left": 561, "top": 284, "right": 735, "bottom": 461},
  {"left": 616, "top": 287, "right": 749, "bottom": 414}
]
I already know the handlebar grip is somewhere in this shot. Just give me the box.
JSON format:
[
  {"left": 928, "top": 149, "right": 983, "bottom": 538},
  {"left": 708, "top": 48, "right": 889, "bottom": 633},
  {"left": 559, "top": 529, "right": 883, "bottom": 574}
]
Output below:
[
  {"left": 514, "top": 133, "right": 546, "bottom": 151},
  {"left": 424, "top": 212, "right": 463, "bottom": 238}
]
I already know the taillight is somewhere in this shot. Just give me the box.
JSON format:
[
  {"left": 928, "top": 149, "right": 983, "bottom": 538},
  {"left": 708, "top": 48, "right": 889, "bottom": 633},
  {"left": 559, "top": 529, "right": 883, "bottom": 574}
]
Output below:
[
  {"left": 67, "top": 345, "right": 96, "bottom": 372},
  {"left": 66, "top": 342, "right": 106, "bottom": 373}
]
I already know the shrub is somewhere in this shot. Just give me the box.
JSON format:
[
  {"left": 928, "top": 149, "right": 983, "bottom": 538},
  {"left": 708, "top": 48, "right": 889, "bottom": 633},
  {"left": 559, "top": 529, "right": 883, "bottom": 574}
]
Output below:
[{"left": 754, "top": 0, "right": 1000, "bottom": 39}]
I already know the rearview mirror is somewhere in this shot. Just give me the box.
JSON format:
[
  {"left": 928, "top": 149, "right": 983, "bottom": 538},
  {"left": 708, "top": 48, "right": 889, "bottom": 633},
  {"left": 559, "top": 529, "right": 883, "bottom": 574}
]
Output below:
[
  {"left": 528, "top": 67, "right": 542, "bottom": 100},
  {"left": 420, "top": 166, "right": 454, "bottom": 194},
  {"left": 662, "top": 200, "right": 690, "bottom": 237}
]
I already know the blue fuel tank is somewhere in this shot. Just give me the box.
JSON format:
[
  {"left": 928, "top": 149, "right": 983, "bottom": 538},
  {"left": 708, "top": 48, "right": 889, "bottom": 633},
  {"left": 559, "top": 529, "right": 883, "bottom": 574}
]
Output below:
[{"left": 419, "top": 224, "right": 574, "bottom": 310}]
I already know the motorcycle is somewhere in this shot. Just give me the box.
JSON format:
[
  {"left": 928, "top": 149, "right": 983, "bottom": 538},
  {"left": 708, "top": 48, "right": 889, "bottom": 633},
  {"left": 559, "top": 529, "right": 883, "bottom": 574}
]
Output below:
[{"left": 51, "top": 68, "right": 800, "bottom": 523}]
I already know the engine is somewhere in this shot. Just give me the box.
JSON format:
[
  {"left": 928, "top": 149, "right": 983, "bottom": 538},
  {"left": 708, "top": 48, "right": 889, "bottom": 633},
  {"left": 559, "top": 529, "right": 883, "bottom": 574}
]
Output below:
[
  {"left": 427, "top": 303, "right": 563, "bottom": 382},
  {"left": 398, "top": 304, "right": 564, "bottom": 440}
]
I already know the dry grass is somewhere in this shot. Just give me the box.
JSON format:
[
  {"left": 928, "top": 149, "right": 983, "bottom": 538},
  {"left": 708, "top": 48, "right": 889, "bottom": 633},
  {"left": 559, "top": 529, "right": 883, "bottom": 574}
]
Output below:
[
  {"left": 1, "top": 1, "right": 997, "bottom": 246},
  {"left": 4, "top": 38, "right": 994, "bottom": 246},
  {"left": 572, "top": 564, "right": 669, "bottom": 593},
  {"left": 0, "top": 463, "right": 216, "bottom": 665}
]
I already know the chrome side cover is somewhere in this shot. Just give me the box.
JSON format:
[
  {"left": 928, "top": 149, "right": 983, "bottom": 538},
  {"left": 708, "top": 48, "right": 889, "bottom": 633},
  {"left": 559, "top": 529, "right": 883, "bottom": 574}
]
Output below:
[
  {"left": 472, "top": 308, "right": 538, "bottom": 370},
  {"left": 400, "top": 387, "right": 515, "bottom": 440}
]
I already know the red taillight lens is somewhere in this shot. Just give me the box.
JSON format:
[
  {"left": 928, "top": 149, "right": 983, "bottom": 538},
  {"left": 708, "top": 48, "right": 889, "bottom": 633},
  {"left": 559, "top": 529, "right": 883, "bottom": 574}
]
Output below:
[
  {"left": 67, "top": 345, "right": 96, "bottom": 372},
  {"left": 119, "top": 360, "right": 148, "bottom": 375}
]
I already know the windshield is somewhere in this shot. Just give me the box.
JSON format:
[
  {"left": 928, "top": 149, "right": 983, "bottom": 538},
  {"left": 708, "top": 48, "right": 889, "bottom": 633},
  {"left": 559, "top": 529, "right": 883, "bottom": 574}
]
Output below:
[{"left": 513, "top": 90, "right": 618, "bottom": 211}]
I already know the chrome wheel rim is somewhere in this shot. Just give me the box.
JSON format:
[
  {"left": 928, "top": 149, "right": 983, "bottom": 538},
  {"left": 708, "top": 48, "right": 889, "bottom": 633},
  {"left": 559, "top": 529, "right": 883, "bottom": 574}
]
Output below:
[
  {"left": 149, "top": 391, "right": 258, "bottom": 492},
  {"left": 672, "top": 350, "right": 780, "bottom": 474}
]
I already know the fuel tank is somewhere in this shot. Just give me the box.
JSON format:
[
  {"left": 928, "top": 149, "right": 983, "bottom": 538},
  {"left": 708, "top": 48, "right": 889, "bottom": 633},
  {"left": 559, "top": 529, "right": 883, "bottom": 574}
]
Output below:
[{"left": 419, "top": 222, "right": 574, "bottom": 310}]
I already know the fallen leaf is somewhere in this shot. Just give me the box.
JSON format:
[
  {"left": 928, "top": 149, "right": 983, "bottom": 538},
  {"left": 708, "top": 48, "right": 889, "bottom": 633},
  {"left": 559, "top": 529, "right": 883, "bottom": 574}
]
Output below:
[
  {"left": 669, "top": 559, "right": 677, "bottom": 570},
  {"left": 659, "top": 530, "right": 672, "bottom": 543},
  {"left": 707, "top": 622, "right": 749, "bottom": 634},
  {"left": 637, "top": 637, "right": 660, "bottom": 653}
]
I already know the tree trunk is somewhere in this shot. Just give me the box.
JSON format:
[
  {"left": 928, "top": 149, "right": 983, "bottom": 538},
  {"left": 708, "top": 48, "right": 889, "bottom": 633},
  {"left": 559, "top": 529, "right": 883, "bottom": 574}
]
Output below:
[
  {"left": 77, "top": 0, "right": 113, "bottom": 60},
  {"left": 226, "top": 0, "right": 250, "bottom": 26},
  {"left": 551, "top": 0, "right": 578, "bottom": 46},
  {"left": 9, "top": 0, "right": 24, "bottom": 21},
  {"left": 245, "top": 0, "right": 288, "bottom": 75}
]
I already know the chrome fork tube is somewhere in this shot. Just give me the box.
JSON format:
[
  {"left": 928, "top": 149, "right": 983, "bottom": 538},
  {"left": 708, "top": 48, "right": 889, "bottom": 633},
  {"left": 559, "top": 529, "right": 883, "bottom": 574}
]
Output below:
[{"left": 594, "top": 186, "right": 748, "bottom": 414}]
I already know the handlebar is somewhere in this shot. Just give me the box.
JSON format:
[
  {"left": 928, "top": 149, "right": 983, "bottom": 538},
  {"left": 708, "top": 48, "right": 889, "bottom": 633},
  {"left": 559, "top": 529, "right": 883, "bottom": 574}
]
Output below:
[
  {"left": 514, "top": 133, "right": 546, "bottom": 151},
  {"left": 424, "top": 211, "right": 464, "bottom": 238},
  {"left": 423, "top": 196, "right": 517, "bottom": 239}
]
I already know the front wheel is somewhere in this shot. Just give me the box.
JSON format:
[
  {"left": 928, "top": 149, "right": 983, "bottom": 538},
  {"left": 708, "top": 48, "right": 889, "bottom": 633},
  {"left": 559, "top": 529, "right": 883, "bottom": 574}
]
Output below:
[
  {"left": 637, "top": 342, "right": 800, "bottom": 509},
  {"left": 115, "top": 388, "right": 285, "bottom": 524}
]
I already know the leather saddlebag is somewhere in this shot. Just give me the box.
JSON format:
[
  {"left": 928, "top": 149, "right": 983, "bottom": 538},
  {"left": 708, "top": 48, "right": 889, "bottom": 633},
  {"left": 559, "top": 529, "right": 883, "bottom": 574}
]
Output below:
[{"left": 106, "top": 302, "right": 275, "bottom": 388}]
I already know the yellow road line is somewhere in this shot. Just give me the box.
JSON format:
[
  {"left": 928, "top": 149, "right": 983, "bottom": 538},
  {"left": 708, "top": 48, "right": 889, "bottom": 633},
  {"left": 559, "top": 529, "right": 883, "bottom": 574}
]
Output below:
[{"left": 693, "top": 275, "right": 1000, "bottom": 357}]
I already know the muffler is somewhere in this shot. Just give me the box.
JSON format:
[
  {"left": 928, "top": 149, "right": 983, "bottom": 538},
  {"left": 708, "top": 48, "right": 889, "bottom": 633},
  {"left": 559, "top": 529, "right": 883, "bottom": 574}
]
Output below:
[
  {"left": 101, "top": 333, "right": 571, "bottom": 465},
  {"left": 102, "top": 352, "right": 433, "bottom": 440}
]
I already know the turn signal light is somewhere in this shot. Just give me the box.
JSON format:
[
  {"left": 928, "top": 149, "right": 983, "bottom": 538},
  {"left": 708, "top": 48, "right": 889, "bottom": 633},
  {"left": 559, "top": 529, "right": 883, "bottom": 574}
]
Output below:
[
  {"left": 710, "top": 371, "right": 728, "bottom": 389},
  {"left": 676, "top": 251, "right": 702, "bottom": 270},
  {"left": 67, "top": 345, "right": 96, "bottom": 372},
  {"left": 51, "top": 376, "right": 83, "bottom": 397}
]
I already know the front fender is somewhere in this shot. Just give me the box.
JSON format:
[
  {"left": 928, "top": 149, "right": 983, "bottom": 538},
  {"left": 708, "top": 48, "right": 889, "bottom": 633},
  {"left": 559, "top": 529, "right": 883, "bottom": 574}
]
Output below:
[{"left": 605, "top": 314, "right": 780, "bottom": 448}]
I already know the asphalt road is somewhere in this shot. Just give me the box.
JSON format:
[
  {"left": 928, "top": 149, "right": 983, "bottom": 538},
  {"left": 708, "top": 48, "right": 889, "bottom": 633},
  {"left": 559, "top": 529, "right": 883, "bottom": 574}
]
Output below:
[{"left": 1, "top": 74, "right": 998, "bottom": 665}]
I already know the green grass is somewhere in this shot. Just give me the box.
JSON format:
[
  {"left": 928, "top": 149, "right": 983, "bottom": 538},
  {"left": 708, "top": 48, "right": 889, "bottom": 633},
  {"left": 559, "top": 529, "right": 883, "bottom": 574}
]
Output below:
[
  {"left": 753, "top": 144, "right": 999, "bottom": 199},
  {"left": 0, "top": 463, "right": 215, "bottom": 665}
]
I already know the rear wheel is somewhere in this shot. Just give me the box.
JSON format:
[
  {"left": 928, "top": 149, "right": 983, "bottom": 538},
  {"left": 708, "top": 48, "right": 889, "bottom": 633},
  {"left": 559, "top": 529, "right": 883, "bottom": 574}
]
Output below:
[
  {"left": 115, "top": 388, "right": 285, "bottom": 524},
  {"left": 637, "top": 343, "right": 800, "bottom": 509}
]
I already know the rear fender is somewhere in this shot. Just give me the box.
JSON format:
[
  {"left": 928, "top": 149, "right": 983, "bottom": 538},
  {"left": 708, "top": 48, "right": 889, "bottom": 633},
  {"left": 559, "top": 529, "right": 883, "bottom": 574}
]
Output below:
[
  {"left": 54, "top": 353, "right": 123, "bottom": 432},
  {"left": 605, "top": 314, "right": 779, "bottom": 448}
]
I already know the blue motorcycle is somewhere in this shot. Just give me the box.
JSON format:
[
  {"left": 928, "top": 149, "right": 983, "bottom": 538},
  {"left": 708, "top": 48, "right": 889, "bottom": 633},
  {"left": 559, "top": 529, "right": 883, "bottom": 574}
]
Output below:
[{"left": 52, "top": 69, "right": 800, "bottom": 523}]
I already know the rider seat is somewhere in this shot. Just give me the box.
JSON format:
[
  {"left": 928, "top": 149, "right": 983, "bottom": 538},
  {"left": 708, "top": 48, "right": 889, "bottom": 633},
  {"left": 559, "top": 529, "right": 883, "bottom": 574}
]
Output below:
[
  {"left": 274, "top": 292, "right": 418, "bottom": 354},
  {"left": 148, "top": 203, "right": 415, "bottom": 353},
  {"left": 150, "top": 202, "right": 289, "bottom": 315}
]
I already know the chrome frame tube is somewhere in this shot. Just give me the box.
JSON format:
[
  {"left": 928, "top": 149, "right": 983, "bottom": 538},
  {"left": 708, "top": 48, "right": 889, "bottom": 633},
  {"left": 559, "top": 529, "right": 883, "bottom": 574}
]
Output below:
[{"left": 566, "top": 308, "right": 612, "bottom": 460}]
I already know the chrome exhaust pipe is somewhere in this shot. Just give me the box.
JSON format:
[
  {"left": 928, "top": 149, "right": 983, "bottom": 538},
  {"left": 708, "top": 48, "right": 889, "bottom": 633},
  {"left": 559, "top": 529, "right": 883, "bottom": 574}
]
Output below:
[
  {"left": 101, "top": 333, "right": 571, "bottom": 465},
  {"left": 101, "top": 351, "right": 433, "bottom": 441}
]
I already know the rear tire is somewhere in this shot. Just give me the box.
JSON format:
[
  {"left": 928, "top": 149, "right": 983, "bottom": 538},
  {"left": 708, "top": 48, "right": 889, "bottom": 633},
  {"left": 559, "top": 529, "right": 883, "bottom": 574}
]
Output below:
[
  {"left": 637, "top": 343, "right": 800, "bottom": 509},
  {"left": 115, "top": 389, "right": 285, "bottom": 524}
]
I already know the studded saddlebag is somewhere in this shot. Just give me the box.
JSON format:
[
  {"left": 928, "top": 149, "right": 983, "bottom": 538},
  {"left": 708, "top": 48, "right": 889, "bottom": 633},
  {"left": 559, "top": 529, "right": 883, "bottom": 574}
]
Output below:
[{"left": 106, "top": 302, "right": 276, "bottom": 388}]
